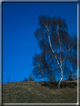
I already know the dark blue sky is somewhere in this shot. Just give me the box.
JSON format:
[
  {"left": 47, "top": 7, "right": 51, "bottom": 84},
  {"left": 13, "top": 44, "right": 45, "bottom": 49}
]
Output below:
[{"left": 3, "top": 2, "right": 77, "bottom": 83}]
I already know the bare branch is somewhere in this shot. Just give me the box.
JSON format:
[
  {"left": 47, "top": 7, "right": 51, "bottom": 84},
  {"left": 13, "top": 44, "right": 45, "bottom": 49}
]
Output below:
[
  {"left": 63, "top": 58, "right": 77, "bottom": 67},
  {"left": 54, "top": 43, "right": 60, "bottom": 52},
  {"left": 57, "top": 25, "right": 62, "bottom": 63},
  {"left": 62, "top": 39, "right": 73, "bottom": 52},
  {"left": 54, "top": 68, "right": 61, "bottom": 74},
  {"left": 43, "top": 42, "right": 50, "bottom": 46},
  {"left": 63, "top": 61, "right": 71, "bottom": 67},
  {"left": 37, "top": 33, "right": 48, "bottom": 41},
  {"left": 48, "top": 36, "right": 55, "bottom": 53},
  {"left": 36, "top": 59, "right": 44, "bottom": 76},
  {"left": 62, "top": 46, "right": 73, "bottom": 63},
  {"left": 44, "top": 24, "right": 61, "bottom": 68},
  {"left": 48, "top": 35, "right": 60, "bottom": 67}
]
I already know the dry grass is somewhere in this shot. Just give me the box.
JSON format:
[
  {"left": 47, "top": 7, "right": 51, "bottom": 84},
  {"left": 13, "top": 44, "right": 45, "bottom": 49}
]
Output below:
[{"left": 3, "top": 81, "right": 77, "bottom": 103}]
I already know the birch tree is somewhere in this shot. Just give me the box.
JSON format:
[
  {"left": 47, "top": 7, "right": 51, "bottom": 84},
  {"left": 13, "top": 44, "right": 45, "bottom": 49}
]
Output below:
[
  {"left": 34, "top": 15, "right": 77, "bottom": 89},
  {"left": 32, "top": 53, "right": 48, "bottom": 81}
]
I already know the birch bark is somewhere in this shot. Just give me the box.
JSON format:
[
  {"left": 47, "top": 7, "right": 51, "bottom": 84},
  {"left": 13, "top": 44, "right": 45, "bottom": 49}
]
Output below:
[
  {"left": 46, "top": 24, "right": 63, "bottom": 89},
  {"left": 57, "top": 25, "right": 63, "bottom": 89}
]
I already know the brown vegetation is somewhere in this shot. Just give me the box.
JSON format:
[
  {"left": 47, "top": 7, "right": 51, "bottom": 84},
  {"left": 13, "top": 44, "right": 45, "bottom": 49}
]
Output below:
[{"left": 2, "top": 81, "right": 77, "bottom": 103}]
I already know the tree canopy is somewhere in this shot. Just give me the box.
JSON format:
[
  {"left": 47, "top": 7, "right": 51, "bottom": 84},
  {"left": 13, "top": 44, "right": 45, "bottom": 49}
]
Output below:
[{"left": 32, "top": 15, "right": 77, "bottom": 89}]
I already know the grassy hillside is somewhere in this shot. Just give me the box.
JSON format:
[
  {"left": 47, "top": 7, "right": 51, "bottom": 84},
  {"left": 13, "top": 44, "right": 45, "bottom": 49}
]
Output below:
[{"left": 3, "top": 81, "right": 77, "bottom": 103}]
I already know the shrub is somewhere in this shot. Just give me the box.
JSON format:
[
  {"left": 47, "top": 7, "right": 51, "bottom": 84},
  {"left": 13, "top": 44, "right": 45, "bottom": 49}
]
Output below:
[
  {"left": 66, "top": 78, "right": 74, "bottom": 81},
  {"left": 23, "top": 78, "right": 29, "bottom": 82}
]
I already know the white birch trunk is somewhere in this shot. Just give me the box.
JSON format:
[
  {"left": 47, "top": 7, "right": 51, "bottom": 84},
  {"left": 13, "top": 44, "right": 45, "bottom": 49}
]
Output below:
[
  {"left": 45, "top": 24, "right": 64, "bottom": 89},
  {"left": 58, "top": 66, "right": 63, "bottom": 89},
  {"left": 57, "top": 25, "right": 63, "bottom": 89}
]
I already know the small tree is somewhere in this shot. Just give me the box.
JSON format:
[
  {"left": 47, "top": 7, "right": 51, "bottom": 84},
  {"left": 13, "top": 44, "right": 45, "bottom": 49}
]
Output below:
[
  {"left": 29, "top": 74, "right": 35, "bottom": 81},
  {"left": 7, "top": 77, "right": 10, "bottom": 83},
  {"left": 32, "top": 53, "right": 49, "bottom": 81}
]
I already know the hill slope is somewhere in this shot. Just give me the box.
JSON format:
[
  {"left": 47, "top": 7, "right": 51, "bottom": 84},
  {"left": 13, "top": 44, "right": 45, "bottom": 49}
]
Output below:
[{"left": 3, "top": 81, "right": 77, "bottom": 103}]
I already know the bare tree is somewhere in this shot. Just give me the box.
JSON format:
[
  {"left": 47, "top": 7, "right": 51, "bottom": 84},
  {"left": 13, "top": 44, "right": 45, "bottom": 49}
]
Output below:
[
  {"left": 32, "top": 53, "right": 48, "bottom": 81},
  {"left": 34, "top": 15, "right": 77, "bottom": 89},
  {"left": 29, "top": 74, "right": 35, "bottom": 81}
]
